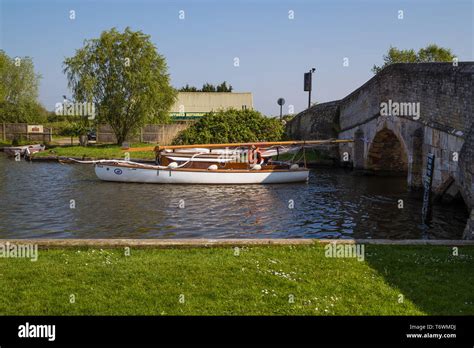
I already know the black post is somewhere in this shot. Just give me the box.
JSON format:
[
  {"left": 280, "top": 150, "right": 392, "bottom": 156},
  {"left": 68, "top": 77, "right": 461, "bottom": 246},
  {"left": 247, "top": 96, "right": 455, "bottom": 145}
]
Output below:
[
  {"left": 308, "top": 88, "right": 311, "bottom": 109},
  {"left": 280, "top": 104, "right": 283, "bottom": 120}
]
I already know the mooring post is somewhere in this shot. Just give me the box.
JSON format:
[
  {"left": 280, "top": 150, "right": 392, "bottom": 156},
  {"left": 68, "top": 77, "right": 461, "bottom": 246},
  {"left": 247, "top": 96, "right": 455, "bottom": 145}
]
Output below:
[{"left": 422, "top": 153, "right": 435, "bottom": 225}]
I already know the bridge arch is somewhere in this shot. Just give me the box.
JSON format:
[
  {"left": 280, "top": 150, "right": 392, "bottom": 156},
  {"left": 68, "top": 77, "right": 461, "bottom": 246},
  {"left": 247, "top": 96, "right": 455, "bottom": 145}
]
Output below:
[{"left": 367, "top": 128, "right": 408, "bottom": 174}]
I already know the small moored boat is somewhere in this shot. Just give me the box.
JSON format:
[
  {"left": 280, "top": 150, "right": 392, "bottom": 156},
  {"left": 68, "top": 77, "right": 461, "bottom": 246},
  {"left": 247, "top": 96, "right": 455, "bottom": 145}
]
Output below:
[
  {"left": 94, "top": 160, "right": 309, "bottom": 184},
  {"left": 3, "top": 144, "right": 45, "bottom": 157},
  {"left": 72, "top": 139, "right": 353, "bottom": 185}
]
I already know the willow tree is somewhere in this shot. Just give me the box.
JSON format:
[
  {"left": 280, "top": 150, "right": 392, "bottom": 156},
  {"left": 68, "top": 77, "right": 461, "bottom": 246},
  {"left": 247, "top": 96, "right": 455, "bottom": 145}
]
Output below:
[
  {"left": 63, "top": 27, "right": 176, "bottom": 144},
  {"left": 0, "top": 50, "right": 46, "bottom": 123}
]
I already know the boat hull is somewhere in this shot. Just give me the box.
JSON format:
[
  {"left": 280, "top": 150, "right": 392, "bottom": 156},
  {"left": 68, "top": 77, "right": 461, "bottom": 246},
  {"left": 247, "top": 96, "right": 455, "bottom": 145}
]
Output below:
[
  {"left": 95, "top": 164, "right": 309, "bottom": 184},
  {"left": 3, "top": 144, "right": 45, "bottom": 157}
]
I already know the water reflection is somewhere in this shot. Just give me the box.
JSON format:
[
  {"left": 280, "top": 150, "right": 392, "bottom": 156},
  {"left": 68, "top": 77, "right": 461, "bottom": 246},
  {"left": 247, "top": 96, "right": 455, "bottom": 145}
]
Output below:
[{"left": 0, "top": 155, "right": 467, "bottom": 239}]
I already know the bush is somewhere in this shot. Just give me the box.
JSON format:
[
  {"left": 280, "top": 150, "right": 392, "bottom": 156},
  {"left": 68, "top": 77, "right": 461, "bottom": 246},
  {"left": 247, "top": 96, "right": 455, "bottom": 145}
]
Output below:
[
  {"left": 43, "top": 121, "right": 73, "bottom": 136},
  {"left": 173, "top": 109, "right": 284, "bottom": 145}
]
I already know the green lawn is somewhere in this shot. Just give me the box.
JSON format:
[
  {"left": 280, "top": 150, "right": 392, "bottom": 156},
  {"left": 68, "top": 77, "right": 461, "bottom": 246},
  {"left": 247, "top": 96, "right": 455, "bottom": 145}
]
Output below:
[
  {"left": 0, "top": 244, "right": 472, "bottom": 315},
  {"left": 32, "top": 143, "right": 156, "bottom": 160}
]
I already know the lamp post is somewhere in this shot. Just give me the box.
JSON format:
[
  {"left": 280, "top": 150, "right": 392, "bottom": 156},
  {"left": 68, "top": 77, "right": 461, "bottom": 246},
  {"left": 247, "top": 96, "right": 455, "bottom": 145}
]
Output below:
[
  {"left": 304, "top": 68, "right": 316, "bottom": 109},
  {"left": 277, "top": 98, "right": 285, "bottom": 121}
]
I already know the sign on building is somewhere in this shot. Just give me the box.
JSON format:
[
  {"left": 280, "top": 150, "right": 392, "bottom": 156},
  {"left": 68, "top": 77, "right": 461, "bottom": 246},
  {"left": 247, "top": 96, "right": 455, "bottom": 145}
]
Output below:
[{"left": 27, "top": 125, "right": 44, "bottom": 133}]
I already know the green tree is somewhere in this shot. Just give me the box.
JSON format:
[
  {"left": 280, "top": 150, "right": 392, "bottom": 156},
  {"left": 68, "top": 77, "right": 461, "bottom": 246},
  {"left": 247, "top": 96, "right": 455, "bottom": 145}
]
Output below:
[
  {"left": 418, "top": 44, "right": 455, "bottom": 62},
  {"left": 216, "top": 81, "right": 233, "bottom": 92},
  {"left": 179, "top": 81, "right": 233, "bottom": 92},
  {"left": 63, "top": 27, "right": 177, "bottom": 144},
  {"left": 201, "top": 83, "right": 216, "bottom": 92},
  {"left": 372, "top": 44, "right": 455, "bottom": 74},
  {"left": 173, "top": 108, "right": 284, "bottom": 145},
  {"left": 62, "top": 121, "right": 88, "bottom": 145},
  {"left": 0, "top": 50, "right": 47, "bottom": 123},
  {"left": 179, "top": 84, "right": 198, "bottom": 92}
]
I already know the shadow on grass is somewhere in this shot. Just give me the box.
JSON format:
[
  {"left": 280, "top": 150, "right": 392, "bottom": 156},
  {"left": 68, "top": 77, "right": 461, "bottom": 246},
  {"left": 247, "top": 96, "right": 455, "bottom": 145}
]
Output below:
[{"left": 361, "top": 243, "right": 474, "bottom": 315}]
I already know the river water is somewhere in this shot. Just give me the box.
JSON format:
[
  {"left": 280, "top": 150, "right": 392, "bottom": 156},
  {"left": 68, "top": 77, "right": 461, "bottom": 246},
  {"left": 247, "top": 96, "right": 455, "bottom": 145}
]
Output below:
[{"left": 0, "top": 155, "right": 467, "bottom": 239}]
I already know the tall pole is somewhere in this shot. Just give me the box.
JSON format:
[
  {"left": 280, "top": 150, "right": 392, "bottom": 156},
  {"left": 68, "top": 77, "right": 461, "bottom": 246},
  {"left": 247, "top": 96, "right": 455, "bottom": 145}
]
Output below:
[
  {"left": 308, "top": 69, "right": 312, "bottom": 109},
  {"left": 280, "top": 104, "right": 283, "bottom": 120},
  {"left": 308, "top": 85, "right": 311, "bottom": 109}
]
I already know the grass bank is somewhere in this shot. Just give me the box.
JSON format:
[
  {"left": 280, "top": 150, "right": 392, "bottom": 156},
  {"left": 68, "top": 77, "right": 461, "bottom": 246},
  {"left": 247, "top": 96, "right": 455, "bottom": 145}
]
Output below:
[
  {"left": 32, "top": 143, "right": 155, "bottom": 160},
  {"left": 0, "top": 244, "right": 472, "bottom": 315}
]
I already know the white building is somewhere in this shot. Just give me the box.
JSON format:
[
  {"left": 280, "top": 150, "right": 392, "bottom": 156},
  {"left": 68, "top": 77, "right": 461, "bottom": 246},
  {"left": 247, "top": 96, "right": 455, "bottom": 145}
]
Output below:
[{"left": 170, "top": 92, "right": 253, "bottom": 119}]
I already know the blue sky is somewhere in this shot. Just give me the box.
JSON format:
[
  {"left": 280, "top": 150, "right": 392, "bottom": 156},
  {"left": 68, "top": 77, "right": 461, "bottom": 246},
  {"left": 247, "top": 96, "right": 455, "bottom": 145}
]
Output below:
[{"left": 1, "top": 0, "right": 473, "bottom": 116}]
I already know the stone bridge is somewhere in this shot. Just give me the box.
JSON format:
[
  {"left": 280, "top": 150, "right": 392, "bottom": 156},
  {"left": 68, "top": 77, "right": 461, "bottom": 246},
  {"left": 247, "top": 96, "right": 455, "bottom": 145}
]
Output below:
[{"left": 287, "top": 62, "right": 474, "bottom": 238}]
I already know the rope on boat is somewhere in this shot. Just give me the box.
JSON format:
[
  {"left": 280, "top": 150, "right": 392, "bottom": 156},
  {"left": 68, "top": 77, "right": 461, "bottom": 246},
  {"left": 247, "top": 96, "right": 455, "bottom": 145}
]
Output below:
[{"left": 67, "top": 152, "right": 206, "bottom": 170}]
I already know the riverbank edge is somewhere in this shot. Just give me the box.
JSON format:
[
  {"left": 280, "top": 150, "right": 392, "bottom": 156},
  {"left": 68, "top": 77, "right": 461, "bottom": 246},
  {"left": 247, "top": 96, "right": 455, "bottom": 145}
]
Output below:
[{"left": 2, "top": 238, "right": 474, "bottom": 248}]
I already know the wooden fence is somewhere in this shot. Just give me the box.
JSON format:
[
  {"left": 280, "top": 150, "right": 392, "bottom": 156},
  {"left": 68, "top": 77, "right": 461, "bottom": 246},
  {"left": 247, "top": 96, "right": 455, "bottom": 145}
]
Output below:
[
  {"left": 0, "top": 122, "right": 190, "bottom": 145},
  {"left": 0, "top": 123, "right": 53, "bottom": 142},
  {"left": 97, "top": 122, "right": 191, "bottom": 144}
]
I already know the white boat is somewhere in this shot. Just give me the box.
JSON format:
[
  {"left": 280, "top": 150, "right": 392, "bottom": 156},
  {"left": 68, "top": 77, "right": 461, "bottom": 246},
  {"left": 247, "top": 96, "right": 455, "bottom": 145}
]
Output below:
[
  {"left": 71, "top": 139, "right": 352, "bottom": 185},
  {"left": 94, "top": 161, "right": 309, "bottom": 184}
]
